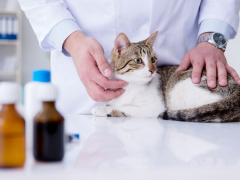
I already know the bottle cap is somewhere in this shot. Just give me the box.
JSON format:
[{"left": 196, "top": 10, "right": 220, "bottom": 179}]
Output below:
[
  {"left": 0, "top": 82, "right": 20, "bottom": 104},
  {"left": 33, "top": 70, "right": 51, "bottom": 83},
  {"left": 38, "top": 84, "right": 58, "bottom": 102}
]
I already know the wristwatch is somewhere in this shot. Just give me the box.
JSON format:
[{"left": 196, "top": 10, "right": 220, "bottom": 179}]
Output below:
[{"left": 197, "top": 32, "right": 227, "bottom": 51}]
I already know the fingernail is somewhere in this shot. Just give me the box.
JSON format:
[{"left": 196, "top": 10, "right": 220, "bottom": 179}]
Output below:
[
  {"left": 193, "top": 77, "right": 199, "bottom": 83},
  {"left": 123, "top": 82, "right": 129, "bottom": 87},
  {"left": 220, "top": 79, "right": 226, "bottom": 84},
  {"left": 209, "top": 80, "right": 216, "bottom": 87},
  {"left": 104, "top": 68, "right": 111, "bottom": 77},
  {"left": 120, "top": 89, "right": 126, "bottom": 94}
]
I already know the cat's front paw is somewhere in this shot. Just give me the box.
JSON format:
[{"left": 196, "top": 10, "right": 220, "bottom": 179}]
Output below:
[
  {"left": 92, "top": 106, "right": 112, "bottom": 117},
  {"left": 108, "top": 110, "right": 130, "bottom": 117}
]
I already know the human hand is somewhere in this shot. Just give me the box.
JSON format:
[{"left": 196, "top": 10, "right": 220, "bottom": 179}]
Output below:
[
  {"left": 177, "top": 38, "right": 240, "bottom": 88},
  {"left": 64, "top": 31, "right": 128, "bottom": 101}
]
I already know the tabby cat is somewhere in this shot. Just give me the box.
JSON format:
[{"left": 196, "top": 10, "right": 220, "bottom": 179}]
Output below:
[{"left": 92, "top": 32, "right": 240, "bottom": 122}]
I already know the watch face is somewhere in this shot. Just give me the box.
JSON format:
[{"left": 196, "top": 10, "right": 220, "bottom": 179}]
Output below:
[{"left": 213, "top": 33, "right": 227, "bottom": 46}]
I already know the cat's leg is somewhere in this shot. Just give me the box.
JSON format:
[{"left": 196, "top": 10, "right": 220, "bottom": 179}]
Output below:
[
  {"left": 92, "top": 106, "right": 114, "bottom": 117},
  {"left": 92, "top": 106, "right": 130, "bottom": 117},
  {"left": 107, "top": 110, "right": 130, "bottom": 117},
  {"left": 92, "top": 105, "right": 163, "bottom": 118},
  {"left": 108, "top": 106, "right": 161, "bottom": 118}
]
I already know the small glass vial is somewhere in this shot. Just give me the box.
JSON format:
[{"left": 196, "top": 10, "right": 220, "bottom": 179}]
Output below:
[
  {"left": 0, "top": 82, "right": 25, "bottom": 168},
  {"left": 33, "top": 84, "right": 64, "bottom": 161}
]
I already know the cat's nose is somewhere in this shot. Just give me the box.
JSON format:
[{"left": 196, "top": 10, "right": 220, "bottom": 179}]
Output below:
[{"left": 149, "top": 69, "right": 155, "bottom": 74}]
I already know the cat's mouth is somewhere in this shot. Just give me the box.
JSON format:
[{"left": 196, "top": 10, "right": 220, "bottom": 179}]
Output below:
[
  {"left": 144, "top": 73, "right": 156, "bottom": 78},
  {"left": 143, "top": 74, "right": 154, "bottom": 79}
]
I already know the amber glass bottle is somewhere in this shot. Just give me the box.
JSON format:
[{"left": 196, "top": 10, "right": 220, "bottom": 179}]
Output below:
[
  {"left": 0, "top": 83, "right": 25, "bottom": 168},
  {"left": 33, "top": 85, "right": 64, "bottom": 161}
]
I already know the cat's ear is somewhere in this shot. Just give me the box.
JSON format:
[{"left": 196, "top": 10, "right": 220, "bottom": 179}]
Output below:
[
  {"left": 145, "top": 31, "right": 158, "bottom": 47},
  {"left": 114, "top": 33, "right": 131, "bottom": 54}
]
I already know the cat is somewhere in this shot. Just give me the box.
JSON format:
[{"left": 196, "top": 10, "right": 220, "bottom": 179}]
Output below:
[{"left": 92, "top": 32, "right": 240, "bottom": 122}]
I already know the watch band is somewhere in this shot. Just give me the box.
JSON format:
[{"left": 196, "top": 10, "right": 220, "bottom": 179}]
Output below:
[
  {"left": 197, "top": 33, "right": 211, "bottom": 44},
  {"left": 197, "top": 33, "right": 227, "bottom": 51}
]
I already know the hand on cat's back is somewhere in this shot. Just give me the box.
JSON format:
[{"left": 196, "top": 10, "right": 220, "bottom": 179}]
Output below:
[
  {"left": 177, "top": 41, "right": 240, "bottom": 88},
  {"left": 63, "top": 31, "right": 128, "bottom": 101}
]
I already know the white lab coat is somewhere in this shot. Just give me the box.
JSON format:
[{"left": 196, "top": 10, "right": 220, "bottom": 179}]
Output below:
[{"left": 19, "top": 0, "right": 239, "bottom": 114}]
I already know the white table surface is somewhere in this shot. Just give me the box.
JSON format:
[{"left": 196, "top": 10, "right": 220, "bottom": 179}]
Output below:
[{"left": 1, "top": 115, "right": 240, "bottom": 180}]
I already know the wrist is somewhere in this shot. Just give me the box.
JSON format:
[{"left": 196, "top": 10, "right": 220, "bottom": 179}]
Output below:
[{"left": 63, "top": 31, "right": 86, "bottom": 55}]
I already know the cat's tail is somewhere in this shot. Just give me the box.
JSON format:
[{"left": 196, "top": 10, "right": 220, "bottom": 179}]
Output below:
[{"left": 159, "top": 86, "right": 240, "bottom": 122}]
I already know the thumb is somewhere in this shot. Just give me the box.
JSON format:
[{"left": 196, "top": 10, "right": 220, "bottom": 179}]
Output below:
[
  {"left": 176, "top": 53, "right": 191, "bottom": 72},
  {"left": 92, "top": 47, "right": 112, "bottom": 77}
]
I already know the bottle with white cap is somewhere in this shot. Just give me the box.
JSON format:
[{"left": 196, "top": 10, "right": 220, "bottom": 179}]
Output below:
[
  {"left": 24, "top": 70, "right": 51, "bottom": 149},
  {"left": 33, "top": 84, "right": 64, "bottom": 162},
  {"left": 0, "top": 82, "right": 25, "bottom": 168},
  {"left": 25, "top": 70, "right": 51, "bottom": 122}
]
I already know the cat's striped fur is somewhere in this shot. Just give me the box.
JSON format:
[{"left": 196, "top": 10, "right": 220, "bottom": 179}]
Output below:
[
  {"left": 158, "top": 66, "right": 240, "bottom": 122},
  {"left": 92, "top": 32, "right": 240, "bottom": 122}
]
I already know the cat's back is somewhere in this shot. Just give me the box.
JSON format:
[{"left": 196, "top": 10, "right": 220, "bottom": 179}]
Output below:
[
  {"left": 157, "top": 65, "right": 238, "bottom": 94},
  {"left": 157, "top": 65, "right": 179, "bottom": 81},
  {"left": 157, "top": 65, "right": 186, "bottom": 95},
  {"left": 157, "top": 65, "right": 240, "bottom": 112}
]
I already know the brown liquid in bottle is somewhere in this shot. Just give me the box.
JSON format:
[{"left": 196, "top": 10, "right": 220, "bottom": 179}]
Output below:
[
  {"left": 33, "top": 101, "right": 64, "bottom": 161},
  {"left": 0, "top": 104, "right": 25, "bottom": 168}
]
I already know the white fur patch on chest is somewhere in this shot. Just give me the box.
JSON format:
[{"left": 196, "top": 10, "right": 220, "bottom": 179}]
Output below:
[
  {"left": 109, "top": 75, "right": 166, "bottom": 117},
  {"left": 168, "top": 78, "right": 222, "bottom": 110}
]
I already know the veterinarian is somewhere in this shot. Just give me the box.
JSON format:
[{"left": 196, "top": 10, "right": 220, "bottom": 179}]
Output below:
[{"left": 18, "top": 0, "right": 240, "bottom": 114}]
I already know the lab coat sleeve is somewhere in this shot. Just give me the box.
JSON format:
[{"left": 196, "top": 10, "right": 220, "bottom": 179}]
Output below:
[
  {"left": 45, "top": 20, "right": 81, "bottom": 56},
  {"left": 18, "top": 0, "right": 81, "bottom": 51},
  {"left": 199, "top": 0, "right": 240, "bottom": 39},
  {"left": 198, "top": 20, "right": 235, "bottom": 40}
]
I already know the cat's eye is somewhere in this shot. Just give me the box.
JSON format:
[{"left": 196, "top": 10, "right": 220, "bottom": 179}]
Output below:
[
  {"left": 151, "top": 57, "right": 155, "bottom": 63},
  {"left": 134, "top": 58, "right": 142, "bottom": 64}
]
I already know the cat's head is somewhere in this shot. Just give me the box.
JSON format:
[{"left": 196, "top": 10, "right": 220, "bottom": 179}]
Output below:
[{"left": 111, "top": 32, "right": 158, "bottom": 83}]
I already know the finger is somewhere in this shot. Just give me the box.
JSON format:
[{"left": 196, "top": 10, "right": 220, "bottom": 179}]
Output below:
[
  {"left": 87, "top": 64, "right": 128, "bottom": 89},
  {"left": 102, "top": 88, "right": 125, "bottom": 101},
  {"left": 191, "top": 58, "right": 204, "bottom": 84},
  {"left": 176, "top": 53, "right": 191, "bottom": 71},
  {"left": 226, "top": 65, "right": 240, "bottom": 85},
  {"left": 91, "top": 46, "right": 112, "bottom": 77},
  {"left": 206, "top": 59, "right": 217, "bottom": 88},
  {"left": 93, "top": 70, "right": 128, "bottom": 89},
  {"left": 217, "top": 61, "right": 227, "bottom": 86},
  {"left": 88, "top": 80, "right": 125, "bottom": 102}
]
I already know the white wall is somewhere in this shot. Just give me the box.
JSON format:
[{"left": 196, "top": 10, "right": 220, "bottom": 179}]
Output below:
[{"left": 21, "top": 13, "right": 50, "bottom": 85}]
